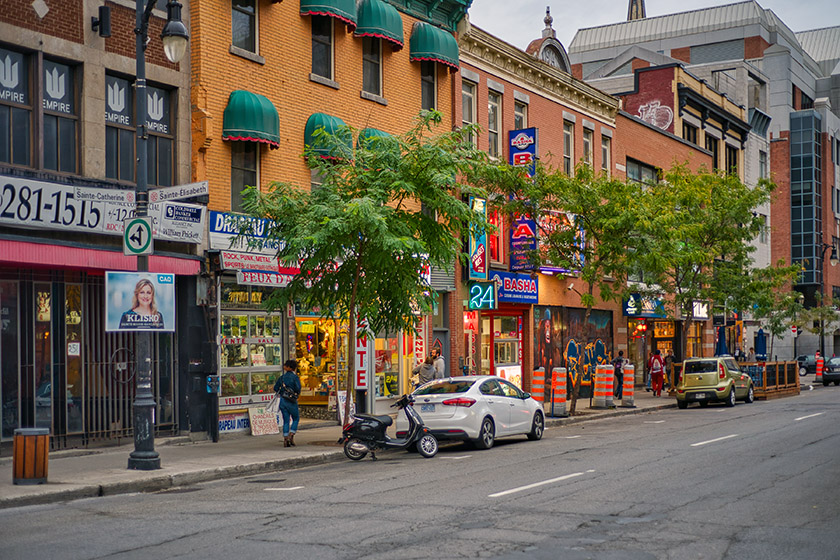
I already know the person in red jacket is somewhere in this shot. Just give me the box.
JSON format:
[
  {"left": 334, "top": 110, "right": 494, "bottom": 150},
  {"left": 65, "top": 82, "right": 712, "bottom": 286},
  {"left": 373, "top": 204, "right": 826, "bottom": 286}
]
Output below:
[{"left": 648, "top": 349, "right": 666, "bottom": 397}]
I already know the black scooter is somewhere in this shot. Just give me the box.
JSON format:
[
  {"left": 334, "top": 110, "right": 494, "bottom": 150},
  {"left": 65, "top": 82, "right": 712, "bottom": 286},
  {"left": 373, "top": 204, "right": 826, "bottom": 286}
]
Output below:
[{"left": 339, "top": 394, "right": 438, "bottom": 460}]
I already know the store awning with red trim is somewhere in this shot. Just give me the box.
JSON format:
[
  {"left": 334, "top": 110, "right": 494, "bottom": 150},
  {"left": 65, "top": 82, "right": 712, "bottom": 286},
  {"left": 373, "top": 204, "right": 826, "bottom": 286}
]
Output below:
[
  {"left": 409, "top": 22, "right": 459, "bottom": 71},
  {"left": 222, "top": 90, "right": 280, "bottom": 149},
  {"left": 300, "top": 0, "right": 357, "bottom": 27},
  {"left": 0, "top": 240, "right": 201, "bottom": 275},
  {"left": 354, "top": 0, "right": 404, "bottom": 49}
]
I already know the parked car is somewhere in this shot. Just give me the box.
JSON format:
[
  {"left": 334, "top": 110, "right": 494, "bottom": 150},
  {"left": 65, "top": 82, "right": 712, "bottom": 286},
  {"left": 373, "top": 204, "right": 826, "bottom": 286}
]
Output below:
[
  {"left": 822, "top": 357, "right": 840, "bottom": 386},
  {"left": 796, "top": 355, "right": 818, "bottom": 376},
  {"left": 395, "top": 376, "right": 544, "bottom": 450},
  {"left": 675, "top": 356, "right": 754, "bottom": 409}
]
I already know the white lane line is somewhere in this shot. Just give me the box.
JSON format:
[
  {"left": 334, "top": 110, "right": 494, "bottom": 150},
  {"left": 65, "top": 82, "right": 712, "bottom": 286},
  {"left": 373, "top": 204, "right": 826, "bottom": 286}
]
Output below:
[
  {"left": 691, "top": 434, "right": 739, "bottom": 447},
  {"left": 644, "top": 421, "right": 665, "bottom": 424},
  {"left": 489, "top": 472, "right": 587, "bottom": 498},
  {"left": 264, "top": 486, "right": 304, "bottom": 491},
  {"left": 441, "top": 455, "right": 472, "bottom": 460},
  {"left": 795, "top": 412, "right": 824, "bottom": 421},
  {"left": 562, "top": 435, "right": 582, "bottom": 439}
]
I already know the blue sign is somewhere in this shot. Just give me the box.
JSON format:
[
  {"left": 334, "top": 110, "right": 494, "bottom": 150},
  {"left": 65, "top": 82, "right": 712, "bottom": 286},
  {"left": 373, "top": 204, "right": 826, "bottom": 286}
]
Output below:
[
  {"left": 510, "top": 213, "right": 537, "bottom": 271},
  {"left": 490, "top": 270, "right": 538, "bottom": 304},
  {"left": 508, "top": 127, "right": 538, "bottom": 177},
  {"left": 623, "top": 294, "right": 666, "bottom": 317}
]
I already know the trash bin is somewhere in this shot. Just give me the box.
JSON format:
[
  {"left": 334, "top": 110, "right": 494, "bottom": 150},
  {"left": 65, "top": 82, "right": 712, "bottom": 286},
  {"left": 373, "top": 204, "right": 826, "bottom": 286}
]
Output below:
[{"left": 13, "top": 428, "right": 49, "bottom": 485}]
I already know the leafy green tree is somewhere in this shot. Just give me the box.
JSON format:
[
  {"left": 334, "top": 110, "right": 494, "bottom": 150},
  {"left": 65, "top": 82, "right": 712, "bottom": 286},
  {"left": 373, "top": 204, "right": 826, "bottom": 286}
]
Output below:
[
  {"left": 628, "top": 163, "right": 774, "bottom": 362},
  {"left": 488, "top": 163, "right": 640, "bottom": 413},
  {"left": 740, "top": 262, "right": 803, "bottom": 359},
  {"left": 238, "top": 111, "right": 490, "bottom": 421},
  {"left": 799, "top": 292, "right": 840, "bottom": 356}
]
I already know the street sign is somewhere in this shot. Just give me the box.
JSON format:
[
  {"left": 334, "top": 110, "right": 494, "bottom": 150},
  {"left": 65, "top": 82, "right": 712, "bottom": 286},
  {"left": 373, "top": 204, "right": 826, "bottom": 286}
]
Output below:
[
  {"left": 792, "top": 325, "right": 798, "bottom": 336},
  {"left": 148, "top": 181, "right": 209, "bottom": 203},
  {"left": 123, "top": 217, "right": 153, "bottom": 256}
]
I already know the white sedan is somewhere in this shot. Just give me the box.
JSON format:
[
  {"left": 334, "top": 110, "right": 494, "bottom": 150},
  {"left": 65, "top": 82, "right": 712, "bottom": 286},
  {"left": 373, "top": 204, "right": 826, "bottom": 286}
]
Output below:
[{"left": 395, "top": 376, "right": 544, "bottom": 449}]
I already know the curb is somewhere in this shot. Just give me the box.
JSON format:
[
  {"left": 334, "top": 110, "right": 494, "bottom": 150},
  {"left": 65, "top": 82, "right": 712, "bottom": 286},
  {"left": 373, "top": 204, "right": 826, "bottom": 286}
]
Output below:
[{"left": 544, "top": 401, "right": 676, "bottom": 428}]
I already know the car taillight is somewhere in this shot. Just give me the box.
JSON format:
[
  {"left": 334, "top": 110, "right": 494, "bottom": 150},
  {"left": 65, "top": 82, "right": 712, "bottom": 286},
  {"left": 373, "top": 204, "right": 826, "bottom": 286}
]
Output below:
[
  {"left": 719, "top": 363, "right": 726, "bottom": 380},
  {"left": 442, "top": 397, "right": 476, "bottom": 407}
]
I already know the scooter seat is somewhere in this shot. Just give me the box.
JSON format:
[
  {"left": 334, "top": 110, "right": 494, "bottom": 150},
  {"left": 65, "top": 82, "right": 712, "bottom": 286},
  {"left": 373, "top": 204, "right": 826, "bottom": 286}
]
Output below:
[{"left": 355, "top": 413, "right": 393, "bottom": 427}]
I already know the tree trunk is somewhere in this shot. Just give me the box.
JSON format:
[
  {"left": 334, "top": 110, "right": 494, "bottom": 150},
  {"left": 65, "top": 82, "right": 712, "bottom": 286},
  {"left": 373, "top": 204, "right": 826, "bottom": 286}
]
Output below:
[{"left": 342, "top": 251, "right": 364, "bottom": 425}]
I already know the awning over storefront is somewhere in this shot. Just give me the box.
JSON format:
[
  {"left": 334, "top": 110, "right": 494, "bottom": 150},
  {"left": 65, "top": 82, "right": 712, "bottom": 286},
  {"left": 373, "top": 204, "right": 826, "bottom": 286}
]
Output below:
[
  {"left": 222, "top": 90, "right": 280, "bottom": 149},
  {"left": 304, "top": 113, "right": 352, "bottom": 159},
  {"left": 354, "top": 0, "right": 404, "bottom": 49},
  {"left": 409, "top": 22, "right": 459, "bottom": 71},
  {"left": 0, "top": 239, "right": 201, "bottom": 275},
  {"left": 300, "top": 0, "right": 357, "bottom": 27}
]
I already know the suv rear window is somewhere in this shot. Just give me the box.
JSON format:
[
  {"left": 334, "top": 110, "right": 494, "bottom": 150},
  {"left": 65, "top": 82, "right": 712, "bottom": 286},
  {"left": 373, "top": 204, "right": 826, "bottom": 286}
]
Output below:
[
  {"left": 415, "top": 380, "right": 473, "bottom": 395},
  {"left": 683, "top": 360, "right": 719, "bottom": 374}
]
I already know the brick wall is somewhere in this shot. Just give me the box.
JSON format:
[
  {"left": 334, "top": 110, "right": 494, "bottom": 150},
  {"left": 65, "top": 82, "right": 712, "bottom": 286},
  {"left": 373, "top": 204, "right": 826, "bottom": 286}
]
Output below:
[
  {"left": 769, "top": 133, "right": 792, "bottom": 266},
  {"left": 744, "top": 35, "right": 770, "bottom": 59},
  {"left": 670, "top": 46, "right": 690, "bottom": 63},
  {"left": 621, "top": 66, "right": 677, "bottom": 135},
  {"left": 105, "top": 2, "right": 178, "bottom": 70},
  {"left": 191, "top": 0, "right": 454, "bottom": 211},
  {"left": 0, "top": 0, "right": 83, "bottom": 43}
]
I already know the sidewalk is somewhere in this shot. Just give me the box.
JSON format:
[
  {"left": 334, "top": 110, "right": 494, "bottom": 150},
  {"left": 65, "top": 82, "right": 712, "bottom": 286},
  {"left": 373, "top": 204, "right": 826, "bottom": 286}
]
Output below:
[{"left": 0, "top": 390, "right": 677, "bottom": 510}]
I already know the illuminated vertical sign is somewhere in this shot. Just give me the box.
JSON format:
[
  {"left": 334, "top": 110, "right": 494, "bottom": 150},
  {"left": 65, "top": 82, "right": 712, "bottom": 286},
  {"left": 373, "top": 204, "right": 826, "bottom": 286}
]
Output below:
[
  {"left": 355, "top": 318, "right": 369, "bottom": 389},
  {"left": 468, "top": 196, "right": 488, "bottom": 280},
  {"left": 508, "top": 128, "right": 538, "bottom": 270}
]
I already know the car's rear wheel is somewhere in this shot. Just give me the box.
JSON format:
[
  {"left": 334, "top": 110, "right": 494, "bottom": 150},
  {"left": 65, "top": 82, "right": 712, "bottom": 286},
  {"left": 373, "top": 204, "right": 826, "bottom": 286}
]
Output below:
[
  {"left": 744, "top": 385, "right": 754, "bottom": 403},
  {"left": 726, "top": 387, "right": 737, "bottom": 407},
  {"left": 527, "top": 412, "right": 544, "bottom": 441},
  {"left": 677, "top": 400, "right": 688, "bottom": 409},
  {"left": 474, "top": 417, "right": 495, "bottom": 450}
]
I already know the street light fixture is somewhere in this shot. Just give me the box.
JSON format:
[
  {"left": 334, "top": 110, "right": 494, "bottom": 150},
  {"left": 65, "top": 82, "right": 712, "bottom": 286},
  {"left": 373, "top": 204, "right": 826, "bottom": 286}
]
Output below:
[{"left": 127, "top": 0, "right": 189, "bottom": 471}]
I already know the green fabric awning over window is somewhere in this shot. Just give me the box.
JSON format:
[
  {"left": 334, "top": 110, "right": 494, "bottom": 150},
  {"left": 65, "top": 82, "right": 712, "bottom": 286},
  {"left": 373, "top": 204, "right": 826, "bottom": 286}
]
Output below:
[
  {"left": 357, "top": 127, "right": 393, "bottom": 148},
  {"left": 354, "top": 0, "right": 404, "bottom": 49},
  {"left": 409, "top": 22, "right": 459, "bottom": 71},
  {"left": 300, "top": 0, "right": 357, "bottom": 27},
  {"left": 304, "top": 113, "right": 352, "bottom": 159},
  {"left": 222, "top": 90, "right": 280, "bottom": 149}
]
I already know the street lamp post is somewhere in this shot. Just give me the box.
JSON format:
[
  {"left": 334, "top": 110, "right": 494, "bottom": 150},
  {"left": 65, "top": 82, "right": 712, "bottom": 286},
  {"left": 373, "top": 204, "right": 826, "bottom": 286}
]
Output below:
[
  {"left": 127, "top": 0, "right": 188, "bottom": 471},
  {"left": 817, "top": 238, "right": 838, "bottom": 359}
]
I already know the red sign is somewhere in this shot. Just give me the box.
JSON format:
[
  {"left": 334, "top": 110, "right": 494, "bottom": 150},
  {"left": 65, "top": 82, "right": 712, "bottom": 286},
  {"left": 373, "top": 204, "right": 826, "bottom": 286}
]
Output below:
[{"left": 355, "top": 319, "right": 369, "bottom": 389}]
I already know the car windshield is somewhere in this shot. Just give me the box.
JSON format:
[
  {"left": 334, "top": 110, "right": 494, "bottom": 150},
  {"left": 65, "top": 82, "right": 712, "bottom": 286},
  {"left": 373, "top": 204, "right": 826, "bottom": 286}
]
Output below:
[
  {"left": 828, "top": 358, "right": 840, "bottom": 366},
  {"left": 683, "top": 360, "right": 718, "bottom": 374},
  {"left": 414, "top": 380, "right": 474, "bottom": 395}
]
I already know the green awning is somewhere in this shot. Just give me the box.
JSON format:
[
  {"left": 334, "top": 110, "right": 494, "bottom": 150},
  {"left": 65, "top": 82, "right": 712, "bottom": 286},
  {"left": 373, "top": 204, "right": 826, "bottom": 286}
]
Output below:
[
  {"left": 354, "top": 0, "right": 404, "bottom": 49},
  {"left": 357, "top": 127, "right": 393, "bottom": 148},
  {"left": 304, "top": 113, "right": 352, "bottom": 159},
  {"left": 409, "top": 22, "right": 459, "bottom": 71},
  {"left": 300, "top": 0, "right": 357, "bottom": 27},
  {"left": 222, "top": 90, "right": 280, "bottom": 149}
]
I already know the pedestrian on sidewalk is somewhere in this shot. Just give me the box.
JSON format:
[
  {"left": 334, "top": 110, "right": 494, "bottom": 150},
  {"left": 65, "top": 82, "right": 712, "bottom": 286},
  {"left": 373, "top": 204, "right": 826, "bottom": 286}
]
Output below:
[
  {"left": 612, "top": 350, "right": 625, "bottom": 399},
  {"left": 664, "top": 348, "right": 675, "bottom": 389},
  {"left": 649, "top": 350, "right": 665, "bottom": 397},
  {"left": 413, "top": 355, "right": 436, "bottom": 387},
  {"left": 433, "top": 348, "right": 446, "bottom": 379},
  {"left": 275, "top": 359, "right": 301, "bottom": 447}
]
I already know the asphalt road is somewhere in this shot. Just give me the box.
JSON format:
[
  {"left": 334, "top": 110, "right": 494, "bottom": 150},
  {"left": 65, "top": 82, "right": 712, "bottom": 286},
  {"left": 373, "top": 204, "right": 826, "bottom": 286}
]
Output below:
[{"left": 3, "top": 387, "right": 839, "bottom": 560}]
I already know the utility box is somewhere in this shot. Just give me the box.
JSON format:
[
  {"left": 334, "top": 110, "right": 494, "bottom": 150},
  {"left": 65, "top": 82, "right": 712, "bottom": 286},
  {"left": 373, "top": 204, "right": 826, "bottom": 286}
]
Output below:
[{"left": 13, "top": 428, "right": 49, "bottom": 485}]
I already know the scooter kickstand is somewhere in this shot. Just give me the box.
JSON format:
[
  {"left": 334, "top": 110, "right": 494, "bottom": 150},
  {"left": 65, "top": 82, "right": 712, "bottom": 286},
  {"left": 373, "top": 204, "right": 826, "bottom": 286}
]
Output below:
[{"left": 370, "top": 451, "right": 377, "bottom": 461}]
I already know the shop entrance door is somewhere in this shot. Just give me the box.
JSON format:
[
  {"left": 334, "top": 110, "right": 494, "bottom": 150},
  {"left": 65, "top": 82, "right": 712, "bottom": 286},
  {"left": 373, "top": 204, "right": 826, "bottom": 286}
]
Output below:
[{"left": 480, "top": 314, "right": 522, "bottom": 387}]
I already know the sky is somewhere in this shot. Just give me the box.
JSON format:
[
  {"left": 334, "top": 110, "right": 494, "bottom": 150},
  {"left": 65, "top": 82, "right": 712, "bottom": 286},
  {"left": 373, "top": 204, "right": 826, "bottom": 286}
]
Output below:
[{"left": 467, "top": 0, "right": 840, "bottom": 53}]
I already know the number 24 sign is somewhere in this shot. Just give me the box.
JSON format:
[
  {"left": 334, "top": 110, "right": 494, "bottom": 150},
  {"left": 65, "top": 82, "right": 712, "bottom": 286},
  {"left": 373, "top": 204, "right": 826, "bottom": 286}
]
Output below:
[{"left": 468, "top": 282, "right": 497, "bottom": 310}]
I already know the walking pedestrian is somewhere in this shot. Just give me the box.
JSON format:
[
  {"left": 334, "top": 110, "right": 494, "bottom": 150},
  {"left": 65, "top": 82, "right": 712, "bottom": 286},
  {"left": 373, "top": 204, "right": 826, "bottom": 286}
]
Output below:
[
  {"left": 664, "top": 349, "right": 675, "bottom": 389},
  {"left": 274, "top": 359, "right": 301, "bottom": 447},
  {"left": 648, "top": 350, "right": 665, "bottom": 397},
  {"left": 612, "top": 350, "right": 625, "bottom": 399}
]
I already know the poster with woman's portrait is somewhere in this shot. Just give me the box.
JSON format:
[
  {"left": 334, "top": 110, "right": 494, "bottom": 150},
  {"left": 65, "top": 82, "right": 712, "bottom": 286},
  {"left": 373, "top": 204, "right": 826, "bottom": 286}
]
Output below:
[{"left": 105, "top": 272, "right": 175, "bottom": 332}]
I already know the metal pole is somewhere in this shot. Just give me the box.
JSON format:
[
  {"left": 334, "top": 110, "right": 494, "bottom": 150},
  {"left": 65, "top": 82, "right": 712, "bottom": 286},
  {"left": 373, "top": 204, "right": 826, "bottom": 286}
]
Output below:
[{"left": 128, "top": 0, "right": 160, "bottom": 470}]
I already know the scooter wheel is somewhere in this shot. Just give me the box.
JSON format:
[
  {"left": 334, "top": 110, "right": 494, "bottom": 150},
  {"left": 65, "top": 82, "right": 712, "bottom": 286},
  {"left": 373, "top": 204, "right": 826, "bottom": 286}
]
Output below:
[
  {"left": 416, "top": 434, "right": 438, "bottom": 458},
  {"left": 343, "top": 438, "right": 368, "bottom": 461}
]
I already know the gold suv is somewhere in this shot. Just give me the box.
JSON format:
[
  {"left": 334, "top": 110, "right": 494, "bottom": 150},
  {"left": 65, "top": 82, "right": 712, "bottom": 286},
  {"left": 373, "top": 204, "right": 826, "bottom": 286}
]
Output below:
[{"left": 675, "top": 356, "right": 755, "bottom": 409}]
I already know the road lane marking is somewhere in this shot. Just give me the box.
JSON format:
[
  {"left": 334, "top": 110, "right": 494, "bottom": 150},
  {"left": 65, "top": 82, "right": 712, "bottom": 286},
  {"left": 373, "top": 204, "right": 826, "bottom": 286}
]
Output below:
[
  {"left": 795, "top": 412, "right": 824, "bottom": 421},
  {"left": 644, "top": 421, "right": 665, "bottom": 424},
  {"left": 264, "top": 486, "right": 304, "bottom": 491},
  {"left": 489, "top": 472, "right": 587, "bottom": 498},
  {"left": 562, "top": 435, "right": 581, "bottom": 439},
  {"left": 691, "top": 434, "right": 739, "bottom": 447},
  {"left": 441, "top": 455, "right": 472, "bottom": 460}
]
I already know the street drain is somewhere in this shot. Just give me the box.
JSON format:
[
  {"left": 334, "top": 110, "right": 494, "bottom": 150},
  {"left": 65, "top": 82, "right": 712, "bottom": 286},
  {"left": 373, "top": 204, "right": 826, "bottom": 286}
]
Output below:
[
  {"left": 248, "top": 478, "right": 287, "bottom": 484},
  {"left": 158, "top": 487, "right": 201, "bottom": 494}
]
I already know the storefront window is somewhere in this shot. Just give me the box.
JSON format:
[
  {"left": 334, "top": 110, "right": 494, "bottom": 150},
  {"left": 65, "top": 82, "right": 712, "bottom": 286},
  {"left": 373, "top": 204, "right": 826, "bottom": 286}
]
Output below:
[
  {"left": 686, "top": 322, "right": 703, "bottom": 358},
  {"left": 295, "top": 317, "right": 337, "bottom": 404},
  {"left": 481, "top": 315, "right": 521, "bottom": 376},
  {"left": 65, "top": 284, "right": 83, "bottom": 433},
  {"left": 1, "top": 282, "right": 20, "bottom": 440},
  {"left": 219, "top": 281, "right": 283, "bottom": 403},
  {"left": 374, "top": 331, "right": 400, "bottom": 399},
  {"left": 34, "top": 284, "right": 51, "bottom": 429},
  {"left": 653, "top": 321, "right": 674, "bottom": 338}
]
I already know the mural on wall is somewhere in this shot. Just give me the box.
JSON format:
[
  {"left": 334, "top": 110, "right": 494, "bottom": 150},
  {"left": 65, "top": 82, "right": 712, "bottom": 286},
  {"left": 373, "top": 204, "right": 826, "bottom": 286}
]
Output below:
[
  {"left": 637, "top": 100, "right": 674, "bottom": 131},
  {"left": 534, "top": 306, "right": 613, "bottom": 399}
]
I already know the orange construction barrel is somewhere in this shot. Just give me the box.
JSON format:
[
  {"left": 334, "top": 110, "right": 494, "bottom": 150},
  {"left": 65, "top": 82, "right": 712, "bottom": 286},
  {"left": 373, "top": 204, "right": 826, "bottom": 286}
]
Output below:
[
  {"left": 13, "top": 428, "right": 49, "bottom": 485},
  {"left": 816, "top": 356, "right": 825, "bottom": 383},
  {"left": 549, "top": 367, "right": 567, "bottom": 417},
  {"left": 531, "top": 368, "right": 545, "bottom": 403},
  {"left": 621, "top": 364, "right": 636, "bottom": 408}
]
